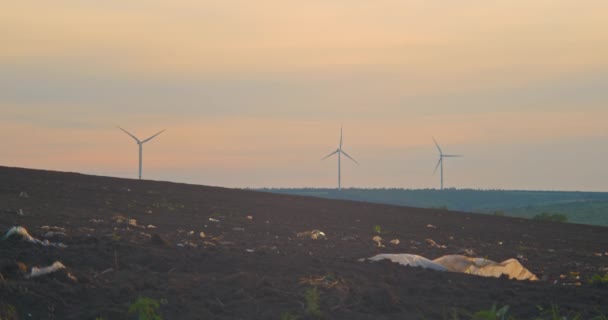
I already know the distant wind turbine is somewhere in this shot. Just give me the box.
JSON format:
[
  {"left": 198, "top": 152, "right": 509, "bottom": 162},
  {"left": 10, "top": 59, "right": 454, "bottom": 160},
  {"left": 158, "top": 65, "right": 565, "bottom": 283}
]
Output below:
[
  {"left": 118, "top": 127, "right": 166, "bottom": 180},
  {"left": 322, "top": 126, "right": 359, "bottom": 190},
  {"left": 433, "top": 137, "right": 462, "bottom": 190}
]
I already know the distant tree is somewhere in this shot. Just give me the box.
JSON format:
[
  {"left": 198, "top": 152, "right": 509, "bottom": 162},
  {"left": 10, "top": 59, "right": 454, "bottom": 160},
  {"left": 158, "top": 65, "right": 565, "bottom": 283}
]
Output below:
[{"left": 532, "top": 212, "right": 568, "bottom": 223}]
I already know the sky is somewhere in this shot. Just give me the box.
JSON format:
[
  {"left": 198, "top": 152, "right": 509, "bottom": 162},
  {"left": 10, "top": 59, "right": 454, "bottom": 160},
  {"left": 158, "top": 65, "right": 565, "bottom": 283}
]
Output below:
[{"left": 1, "top": 0, "right": 607, "bottom": 190}]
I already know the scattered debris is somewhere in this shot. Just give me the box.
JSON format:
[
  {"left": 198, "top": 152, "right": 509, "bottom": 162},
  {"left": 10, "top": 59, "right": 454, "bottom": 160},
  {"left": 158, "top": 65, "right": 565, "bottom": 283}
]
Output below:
[
  {"left": 456, "top": 248, "right": 476, "bottom": 256},
  {"left": 232, "top": 227, "right": 245, "bottom": 232},
  {"left": 40, "top": 226, "right": 66, "bottom": 232},
  {"left": 389, "top": 239, "right": 400, "bottom": 246},
  {"left": 363, "top": 254, "right": 447, "bottom": 271},
  {"left": 177, "top": 241, "right": 197, "bottom": 248},
  {"left": 372, "top": 236, "right": 384, "bottom": 248},
  {"left": 187, "top": 230, "right": 195, "bottom": 236},
  {"left": 42, "top": 231, "right": 66, "bottom": 238},
  {"left": 365, "top": 254, "right": 538, "bottom": 281},
  {"left": 147, "top": 225, "right": 157, "bottom": 229},
  {"left": 426, "top": 224, "right": 437, "bottom": 229},
  {"left": 425, "top": 239, "right": 447, "bottom": 249},
  {"left": 246, "top": 215, "right": 253, "bottom": 220},
  {"left": 199, "top": 232, "right": 206, "bottom": 238},
  {"left": 89, "top": 219, "right": 104, "bottom": 223},
  {"left": 297, "top": 230, "right": 326, "bottom": 240},
  {"left": 2, "top": 226, "right": 67, "bottom": 248},
  {"left": 209, "top": 218, "right": 220, "bottom": 223},
  {"left": 498, "top": 241, "right": 504, "bottom": 245},
  {"left": 19, "top": 191, "right": 29, "bottom": 198},
  {"left": 203, "top": 241, "right": 216, "bottom": 247},
  {"left": 27, "top": 261, "right": 66, "bottom": 279},
  {"left": 18, "top": 209, "right": 24, "bottom": 216},
  {"left": 128, "top": 219, "right": 138, "bottom": 227},
  {"left": 112, "top": 215, "right": 127, "bottom": 223},
  {"left": 245, "top": 249, "right": 255, "bottom": 253}
]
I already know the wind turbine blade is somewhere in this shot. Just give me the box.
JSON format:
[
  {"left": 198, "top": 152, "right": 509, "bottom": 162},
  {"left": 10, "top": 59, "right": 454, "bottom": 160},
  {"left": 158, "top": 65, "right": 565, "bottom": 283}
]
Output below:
[
  {"left": 340, "top": 150, "right": 359, "bottom": 165},
  {"left": 322, "top": 149, "right": 339, "bottom": 160},
  {"left": 443, "top": 154, "right": 463, "bottom": 158},
  {"left": 142, "top": 129, "right": 166, "bottom": 143},
  {"left": 118, "top": 127, "right": 140, "bottom": 143},
  {"left": 433, "top": 158, "right": 442, "bottom": 174},
  {"left": 432, "top": 136, "right": 443, "bottom": 155},
  {"left": 339, "top": 125, "right": 343, "bottom": 149}
]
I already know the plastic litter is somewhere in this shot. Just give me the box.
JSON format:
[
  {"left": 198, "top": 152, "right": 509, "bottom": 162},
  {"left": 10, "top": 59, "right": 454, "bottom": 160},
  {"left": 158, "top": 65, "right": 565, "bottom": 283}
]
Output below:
[
  {"left": 433, "top": 255, "right": 538, "bottom": 281},
  {"left": 426, "top": 239, "right": 447, "bottom": 249},
  {"left": 27, "top": 261, "right": 66, "bottom": 279},
  {"left": 364, "top": 254, "right": 447, "bottom": 271},
  {"left": 363, "top": 253, "right": 538, "bottom": 281},
  {"left": 2, "top": 226, "right": 68, "bottom": 248},
  {"left": 297, "top": 230, "right": 326, "bottom": 240},
  {"left": 372, "top": 236, "right": 384, "bottom": 247}
]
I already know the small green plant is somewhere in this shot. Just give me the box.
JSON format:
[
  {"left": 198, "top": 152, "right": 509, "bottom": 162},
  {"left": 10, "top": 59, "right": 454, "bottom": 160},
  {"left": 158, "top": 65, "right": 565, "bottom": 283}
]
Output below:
[
  {"left": 128, "top": 296, "right": 162, "bottom": 320},
  {"left": 0, "top": 303, "right": 17, "bottom": 320},
  {"left": 304, "top": 287, "right": 321, "bottom": 318},
  {"left": 588, "top": 273, "right": 608, "bottom": 286},
  {"left": 532, "top": 212, "right": 568, "bottom": 223},
  {"left": 537, "top": 304, "right": 581, "bottom": 320},
  {"left": 373, "top": 224, "right": 382, "bottom": 234},
  {"left": 473, "top": 304, "right": 510, "bottom": 320},
  {"left": 280, "top": 312, "right": 299, "bottom": 320}
]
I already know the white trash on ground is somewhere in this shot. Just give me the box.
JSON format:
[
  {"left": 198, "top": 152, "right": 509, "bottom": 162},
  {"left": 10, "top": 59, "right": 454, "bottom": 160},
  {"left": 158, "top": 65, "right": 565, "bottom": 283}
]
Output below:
[
  {"left": 297, "top": 230, "right": 326, "bottom": 240},
  {"left": 433, "top": 255, "right": 538, "bottom": 281},
  {"left": 27, "top": 261, "right": 66, "bottom": 279},
  {"left": 363, "top": 254, "right": 447, "bottom": 271},
  {"left": 364, "top": 253, "right": 538, "bottom": 281},
  {"left": 2, "top": 226, "right": 68, "bottom": 248}
]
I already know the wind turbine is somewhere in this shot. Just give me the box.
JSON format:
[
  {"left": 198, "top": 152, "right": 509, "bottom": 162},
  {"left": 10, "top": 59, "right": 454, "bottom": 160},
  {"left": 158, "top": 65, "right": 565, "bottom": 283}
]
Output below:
[
  {"left": 322, "top": 126, "right": 359, "bottom": 190},
  {"left": 118, "top": 127, "right": 166, "bottom": 180},
  {"left": 433, "top": 137, "right": 462, "bottom": 190}
]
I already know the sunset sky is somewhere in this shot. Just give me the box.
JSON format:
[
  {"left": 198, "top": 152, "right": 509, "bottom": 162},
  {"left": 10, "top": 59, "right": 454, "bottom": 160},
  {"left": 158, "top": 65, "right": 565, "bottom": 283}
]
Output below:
[{"left": 1, "top": 1, "right": 607, "bottom": 190}]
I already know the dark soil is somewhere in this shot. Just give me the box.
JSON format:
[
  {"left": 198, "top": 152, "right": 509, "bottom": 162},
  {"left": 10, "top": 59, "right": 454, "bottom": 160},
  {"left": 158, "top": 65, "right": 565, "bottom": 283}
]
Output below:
[{"left": 0, "top": 166, "right": 607, "bottom": 319}]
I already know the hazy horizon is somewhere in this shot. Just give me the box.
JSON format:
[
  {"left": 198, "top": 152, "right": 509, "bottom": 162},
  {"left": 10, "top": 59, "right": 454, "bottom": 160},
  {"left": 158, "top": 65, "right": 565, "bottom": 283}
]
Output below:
[{"left": 2, "top": 1, "right": 607, "bottom": 191}]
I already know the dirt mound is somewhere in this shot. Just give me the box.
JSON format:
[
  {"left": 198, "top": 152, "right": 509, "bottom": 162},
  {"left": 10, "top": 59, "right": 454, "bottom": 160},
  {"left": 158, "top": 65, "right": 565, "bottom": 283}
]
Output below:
[{"left": 0, "top": 166, "right": 607, "bottom": 319}]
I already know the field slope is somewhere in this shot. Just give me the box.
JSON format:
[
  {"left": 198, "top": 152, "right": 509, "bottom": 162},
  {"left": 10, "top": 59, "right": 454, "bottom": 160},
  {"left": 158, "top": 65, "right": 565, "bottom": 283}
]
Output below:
[{"left": 1, "top": 166, "right": 607, "bottom": 319}]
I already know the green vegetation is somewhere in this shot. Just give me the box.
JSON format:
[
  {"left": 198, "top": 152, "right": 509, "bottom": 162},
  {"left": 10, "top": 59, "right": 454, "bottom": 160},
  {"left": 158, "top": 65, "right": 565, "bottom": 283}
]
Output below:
[
  {"left": 261, "top": 188, "right": 608, "bottom": 226},
  {"left": 444, "top": 304, "right": 607, "bottom": 320},
  {"left": 473, "top": 304, "right": 510, "bottom": 320},
  {"left": 280, "top": 312, "right": 299, "bottom": 320},
  {"left": 128, "top": 297, "right": 162, "bottom": 320},
  {"left": 588, "top": 273, "right": 608, "bottom": 286},
  {"left": 0, "top": 303, "right": 17, "bottom": 320},
  {"left": 304, "top": 287, "right": 321, "bottom": 318},
  {"left": 532, "top": 212, "right": 568, "bottom": 223},
  {"left": 373, "top": 224, "right": 382, "bottom": 234}
]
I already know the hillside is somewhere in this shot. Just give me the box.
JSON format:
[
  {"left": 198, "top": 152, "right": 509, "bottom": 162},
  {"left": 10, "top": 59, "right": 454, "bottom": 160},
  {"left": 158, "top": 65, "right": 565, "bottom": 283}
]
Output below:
[
  {"left": 1, "top": 166, "right": 607, "bottom": 319},
  {"left": 263, "top": 188, "right": 608, "bottom": 226}
]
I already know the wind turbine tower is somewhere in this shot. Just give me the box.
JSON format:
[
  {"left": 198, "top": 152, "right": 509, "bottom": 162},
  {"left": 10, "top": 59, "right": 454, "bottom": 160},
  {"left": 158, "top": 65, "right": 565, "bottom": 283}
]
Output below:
[
  {"left": 322, "top": 126, "right": 359, "bottom": 190},
  {"left": 433, "top": 137, "right": 462, "bottom": 190},
  {"left": 118, "top": 127, "right": 166, "bottom": 180}
]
